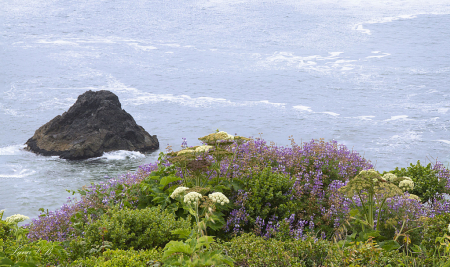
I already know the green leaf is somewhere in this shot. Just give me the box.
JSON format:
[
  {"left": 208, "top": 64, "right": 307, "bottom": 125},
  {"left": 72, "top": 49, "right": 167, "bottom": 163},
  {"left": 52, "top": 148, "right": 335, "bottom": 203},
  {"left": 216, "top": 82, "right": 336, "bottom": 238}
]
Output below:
[
  {"left": 379, "top": 240, "right": 400, "bottom": 251},
  {"left": 196, "top": 235, "right": 215, "bottom": 250},
  {"left": 0, "top": 257, "right": 14, "bottom": 265},
  {"left": 362, "top": 230, "right": 380, "bottom": 241},
  {"left": 171, "top": 228, "right": 192, "bottom": 239},
  {"left": 163, "top": 241, "right": 193, "bottom": 259},
  {"left": 160, "top": 175, "right": 182, "bottom": 187}
]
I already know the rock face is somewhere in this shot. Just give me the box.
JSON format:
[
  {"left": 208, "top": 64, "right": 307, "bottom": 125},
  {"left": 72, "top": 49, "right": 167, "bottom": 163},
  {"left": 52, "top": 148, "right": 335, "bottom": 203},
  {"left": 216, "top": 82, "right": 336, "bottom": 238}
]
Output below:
[{"left": 26, "top": 90, "right": 159, "bottom": 160}]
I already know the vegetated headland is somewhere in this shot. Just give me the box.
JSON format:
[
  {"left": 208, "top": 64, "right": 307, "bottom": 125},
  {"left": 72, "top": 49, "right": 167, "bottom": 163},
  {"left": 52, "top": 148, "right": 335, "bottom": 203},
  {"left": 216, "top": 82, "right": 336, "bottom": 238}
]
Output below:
[{"left": 2, "top": 131, "right": 450, "bottom": 266}]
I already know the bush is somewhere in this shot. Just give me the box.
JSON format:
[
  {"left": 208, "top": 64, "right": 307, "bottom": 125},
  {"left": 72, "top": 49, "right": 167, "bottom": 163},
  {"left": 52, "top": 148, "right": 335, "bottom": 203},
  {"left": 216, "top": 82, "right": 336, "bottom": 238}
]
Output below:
[
  {"left": 216, "top": 233, "right": 332, "bottom": 267},
  {"left": 386, "top": 160, "right": 448, "bottom": 203},
  {"left": 245, "top": 167, "right": 297, "bottom": 224},
  {"left": 422, "top": 213, "right": 450, "bottom": 254},
  {"left": 70, "top": 248, "right": 162, "bottom": 267},
  {"left": 83, "top": 205, "right": 191, "bottom": 251}
]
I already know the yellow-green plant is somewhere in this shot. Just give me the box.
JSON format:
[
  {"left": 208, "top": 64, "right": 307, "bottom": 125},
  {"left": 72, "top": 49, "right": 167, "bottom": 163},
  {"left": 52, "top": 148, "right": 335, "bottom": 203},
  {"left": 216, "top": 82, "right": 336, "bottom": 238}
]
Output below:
[
  {"left": 162, "top": 189, "right": 234, "bottom": 266},
  {"left": 339, "top": 169, "right": 403, "bottom": 231}
]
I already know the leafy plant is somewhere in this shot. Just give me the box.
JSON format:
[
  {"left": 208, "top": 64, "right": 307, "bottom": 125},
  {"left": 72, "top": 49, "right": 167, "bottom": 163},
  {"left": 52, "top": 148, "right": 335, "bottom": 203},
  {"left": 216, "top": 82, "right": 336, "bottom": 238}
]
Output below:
[
  {"left": 386, "top": 160, "right": 448, "bottom": 203},
  {"left": 245, "top": 167, "right": 297, "bottom": 224},
  {"left": 339, "top": 169, "right": 403, "bottom": 231},
  {"left": 162, "top": 189, "right": 234, "bottom": 266},
  {"left": 422, "top": 213, "right": 450, "bottom": 254},
  {"left": 83, "top": 205, "right": 191, "bottom": 251},
  {"left": 71, "top": 248, "right": 163, "bottom": 267}
]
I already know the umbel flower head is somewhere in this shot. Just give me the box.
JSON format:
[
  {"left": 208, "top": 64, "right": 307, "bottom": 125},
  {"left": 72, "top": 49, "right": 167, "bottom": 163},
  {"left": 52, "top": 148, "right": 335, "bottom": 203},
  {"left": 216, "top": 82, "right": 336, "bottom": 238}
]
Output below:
[
  {"left": 5, "top": 214, "right": 29, "bottom": 224},
  {"left": 177, "top": 149, "right": 196, "bottom": 156},
  {"left": 198, "top": 131, "right": 235, "bottom": 145},
  {"left": 399, "top": 179, "right": 414, "bottom": 191},
  {"left": 184, "top": 192, "right": 202, "bottom": 205},
  {"left": 383, "top": 173, "right": 398, "bottom": 182},
  {"left": 339, "top": 169, "right": 403, "bottom": 199},
  {"left": 170, "top": 187, "right": 189, "bottom": 199},
  {"left": 195, "top": 145, "right": 213, "bottom": 153},
  {"left": 408, "top": 194, "right": 421, "bottom": 202},
  {"left": 208, "top": 192, "right": 230, "bottom": 205}
]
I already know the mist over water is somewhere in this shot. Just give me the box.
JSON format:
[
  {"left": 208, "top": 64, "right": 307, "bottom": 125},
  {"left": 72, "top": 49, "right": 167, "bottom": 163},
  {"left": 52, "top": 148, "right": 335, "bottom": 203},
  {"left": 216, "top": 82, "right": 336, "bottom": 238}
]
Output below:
[{"left": 1, "top": 0, "right": 449, "bottom": 221}]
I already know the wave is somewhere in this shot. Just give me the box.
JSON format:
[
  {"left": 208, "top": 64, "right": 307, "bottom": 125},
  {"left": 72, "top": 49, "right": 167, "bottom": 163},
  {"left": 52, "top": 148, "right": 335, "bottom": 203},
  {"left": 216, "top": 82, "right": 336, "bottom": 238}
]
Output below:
[
  {"left": 355, "top": 115, "right": 375, "bottom": 120},
  {"left": 385, "top": 115, "right": 409, "bottom": 121},
  {"left": 259, "top": 51, "right": 357, "bottom": 73},
  {"left": 0, "top": 145, "right": 26, "bottom": 156},
  {"left": 0, "top": 166, "right": 36, "bottom": 179},
  {"left": 353, "top": 14, "right": 417, "bottom": 35},
  {"left": 436, "top": 140, "right": 450, "bottom": 145},
  {"left": 293, "top": 105, "right": 313, "bottom": 112},
  {"left": 95, "top": 150, "right": 146, "bottom": 161}
]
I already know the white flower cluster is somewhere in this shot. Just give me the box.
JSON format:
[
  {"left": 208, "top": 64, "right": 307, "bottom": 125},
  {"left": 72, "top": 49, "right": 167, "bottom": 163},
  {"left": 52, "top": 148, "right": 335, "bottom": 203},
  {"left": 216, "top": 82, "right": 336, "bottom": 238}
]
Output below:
[
  {"left": 359, "top": 169, "right": 378, "bottom": 176},
  {"left": 195, "top": 145, "right": 213, "bottom": 153},
  {"left": 170, "top": 187, "right": 189, "bottom": 199},
  {"left": 383, "top": 173, "right": 397, "bottom": 182},
  {"left": 448, "top": 223, "right": 450, "bottom": 233},
  {"left": 399, "top": 178, "right": 414, "bottom": 191},
  {"left": 217, "top": 131, "right": 234, "bottom": 141},
  {"left": 208, "top": 192, "right": 230, "bottom": 205},
  {"left": 184, "top": 192, "right": 202, "bottom": 205},
  {"left": 5, "top": 214, "right": 29, "bottom": 224},
  {"left": 177, "top": 149, "right": 195, "bottom": 156},
  {"left": 408, "top": 194, "right": 421, "bottom": 202}
]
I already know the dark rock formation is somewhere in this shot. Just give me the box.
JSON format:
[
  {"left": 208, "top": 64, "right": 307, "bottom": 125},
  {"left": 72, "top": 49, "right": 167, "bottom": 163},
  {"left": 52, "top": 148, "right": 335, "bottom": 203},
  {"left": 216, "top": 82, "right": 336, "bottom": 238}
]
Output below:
[{"left": 26, "top": 90, "right": 159, "bottom": 160}]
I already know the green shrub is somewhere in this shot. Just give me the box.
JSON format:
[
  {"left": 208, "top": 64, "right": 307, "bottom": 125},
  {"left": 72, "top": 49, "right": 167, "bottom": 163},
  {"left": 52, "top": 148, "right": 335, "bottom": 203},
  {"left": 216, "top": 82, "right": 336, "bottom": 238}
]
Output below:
[
  {"left": 216, "top": 233, "right": 332, "bottom": 267},
  {"left": 386, "top": 160, "right": 448, "bottom": 203},
  {"left": 421, "top": 213, "right": 450, "bottom": 254},
  {"left": 70, "top": 248, "right": 162, "bottom": 267},
  {"left": 245, "top": 167, "right": 297, "bottom": 224},
  {"left": 0, "top": 221, "right": 11, "bottom": 241},
  {"left": 329, "top": 239, "right": 411, "bottom": 267},
  {"left": 83, "top": 205, "right": 191, "bottom": 251}
]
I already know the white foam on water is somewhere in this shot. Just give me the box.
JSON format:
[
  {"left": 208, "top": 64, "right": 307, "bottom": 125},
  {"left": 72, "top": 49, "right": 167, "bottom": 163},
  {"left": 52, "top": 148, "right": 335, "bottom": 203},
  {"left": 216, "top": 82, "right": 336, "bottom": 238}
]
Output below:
[
  {"left": 367, "top": 14, "right": 417, "bottom": 24},
  {"left": 257, "top": 100, "right": 286, "bottom": 108},
  {"left": 128, "top": 43, "right": 158, "bottom": 51},
  {"left": 293, "top": 105, "right": 313, "bottom": 112},
  {"left": 0, "top": 165, "right": 36, "bottom": 178},
  {"left": 260, "top": 51, "right": 358, "bottom": 73},
  {"left": 436, "top": 140, "right": 450, "bottom": 145},
  {"left": 328, "top": 52, "right": 344, "bottom": 58},
  {"left": 99, "top": 151, "right": 146, "bottom": 161},
  {"left": 354, "top": 24, "right": 371, "bottom": 35},
  {"left": 385, "top": 115, "right": 408, "bottom": 121},
  {"left": 37, "top": 40, "right": 78, "bottom": 46},
  {"left": 0, "top": 145, "right": 25, "bottom": 155},
  {"left": 354, "top": 14, "right": 418, "bottom": 36},
  {"left": 320, "top": 112, "right": 340, "bottom": 116},
  {"left": 356, "top": 115, "right": 375, "bottom": 120},
  {"left": 438, "top": 108, "right": 449, "bottom": 114},
  {"left": 39, "top": 97, "right": 77, "bottom": 110},
  {"left": 0, "top": 104, "right": 19, "bottom": 116},
  {"left": 390, "top": 131, "right": 421, "bottom": 142},
  {"left": 366, "top": 53, "right": 391, "bottom": 59}
]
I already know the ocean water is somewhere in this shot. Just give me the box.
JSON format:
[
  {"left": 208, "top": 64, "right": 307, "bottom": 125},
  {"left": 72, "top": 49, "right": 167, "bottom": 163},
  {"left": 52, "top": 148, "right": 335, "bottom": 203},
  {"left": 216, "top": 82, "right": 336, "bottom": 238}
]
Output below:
[{"left": 1, "top": 0, "right": 449, "bottom": 221}]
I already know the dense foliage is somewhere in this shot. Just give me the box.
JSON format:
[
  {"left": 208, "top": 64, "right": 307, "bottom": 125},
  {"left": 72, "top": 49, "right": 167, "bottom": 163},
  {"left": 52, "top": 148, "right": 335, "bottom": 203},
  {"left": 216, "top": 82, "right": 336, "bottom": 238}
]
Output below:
[{"left": 2, "top": 132, "right": 450, "bottom": 266}]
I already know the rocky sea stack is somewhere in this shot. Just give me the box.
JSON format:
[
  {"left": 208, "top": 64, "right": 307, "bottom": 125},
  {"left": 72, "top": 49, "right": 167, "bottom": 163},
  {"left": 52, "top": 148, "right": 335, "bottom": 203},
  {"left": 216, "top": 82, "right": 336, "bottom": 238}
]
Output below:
[{"left": 26, "top": 90, "right": 159, "bottom": 160}]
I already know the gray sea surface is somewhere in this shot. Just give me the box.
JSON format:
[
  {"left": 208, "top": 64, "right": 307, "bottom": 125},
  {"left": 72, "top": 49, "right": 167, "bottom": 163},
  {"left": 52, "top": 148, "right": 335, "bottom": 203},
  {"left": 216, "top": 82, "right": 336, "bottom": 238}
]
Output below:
[{"left": 1, "top": 0, "right": 449, "bottom": 221}]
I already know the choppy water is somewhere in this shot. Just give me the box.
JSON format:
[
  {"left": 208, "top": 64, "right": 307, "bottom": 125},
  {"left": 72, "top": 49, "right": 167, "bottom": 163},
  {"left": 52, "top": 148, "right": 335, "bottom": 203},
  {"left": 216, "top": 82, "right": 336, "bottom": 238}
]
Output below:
[{"left": 1, "top": 0, "right": 450, "bottom": 221}]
